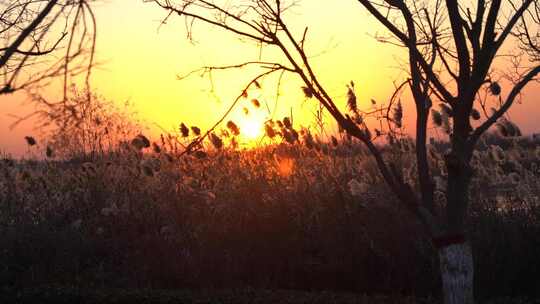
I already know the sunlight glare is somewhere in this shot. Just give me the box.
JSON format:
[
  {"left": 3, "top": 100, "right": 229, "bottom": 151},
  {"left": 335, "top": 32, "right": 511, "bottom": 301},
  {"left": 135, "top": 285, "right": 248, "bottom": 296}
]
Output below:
[
  {"left": 276, "top": 157, "right": 295, "bottom": 178},
  {"left": 239, "top": 118, "right": 263, "bottom": 140}
]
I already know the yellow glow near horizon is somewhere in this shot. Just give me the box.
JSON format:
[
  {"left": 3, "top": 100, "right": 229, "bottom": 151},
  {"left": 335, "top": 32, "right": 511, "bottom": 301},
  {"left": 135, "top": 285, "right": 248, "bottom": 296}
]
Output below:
[{"left": 86, "top": 0, "right": 400, "bottom": 137}]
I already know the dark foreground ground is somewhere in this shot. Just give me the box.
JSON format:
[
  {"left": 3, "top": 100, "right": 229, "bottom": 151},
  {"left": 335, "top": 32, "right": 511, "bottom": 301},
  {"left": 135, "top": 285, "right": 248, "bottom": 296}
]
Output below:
[{"left": 1, "top": 287, "right": 537, "bottom": 304}]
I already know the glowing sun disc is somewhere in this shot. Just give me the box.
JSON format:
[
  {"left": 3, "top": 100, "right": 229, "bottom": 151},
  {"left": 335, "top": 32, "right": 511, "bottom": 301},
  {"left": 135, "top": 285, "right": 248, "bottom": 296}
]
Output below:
[{"left": 239, "top": 119, "right": 263, "bottom": 139}]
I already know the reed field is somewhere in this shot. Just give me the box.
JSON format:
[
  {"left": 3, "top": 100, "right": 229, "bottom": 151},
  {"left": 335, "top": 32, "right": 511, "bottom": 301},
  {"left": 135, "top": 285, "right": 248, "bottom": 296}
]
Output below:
[{"left": 1, "top": 114, "right": 539, "bottom": 302}]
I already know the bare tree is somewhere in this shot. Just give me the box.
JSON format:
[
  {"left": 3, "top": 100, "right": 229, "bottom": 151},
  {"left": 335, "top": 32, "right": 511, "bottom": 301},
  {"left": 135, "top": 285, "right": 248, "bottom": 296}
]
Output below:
[
  {"left": 149, "top": 0, "right": 540, "bottom": 303},
  {"left": 0, "top": 0, "right": 96, "bottom": 97}
]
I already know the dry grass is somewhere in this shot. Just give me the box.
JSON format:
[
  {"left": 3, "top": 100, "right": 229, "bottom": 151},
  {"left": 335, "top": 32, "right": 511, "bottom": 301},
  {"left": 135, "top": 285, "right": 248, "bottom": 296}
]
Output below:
[{"left": 1, "top": 128, "right": 539, "bottom": 300}]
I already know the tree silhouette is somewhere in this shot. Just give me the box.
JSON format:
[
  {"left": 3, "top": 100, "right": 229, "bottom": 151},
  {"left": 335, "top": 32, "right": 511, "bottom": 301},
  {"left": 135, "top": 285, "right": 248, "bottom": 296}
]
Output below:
[
  {"left": 0, "top": 0, "right": 96, "bottom": 97},
  {"left": 149, "top": 1, "right": 540, "bottom": 303}
]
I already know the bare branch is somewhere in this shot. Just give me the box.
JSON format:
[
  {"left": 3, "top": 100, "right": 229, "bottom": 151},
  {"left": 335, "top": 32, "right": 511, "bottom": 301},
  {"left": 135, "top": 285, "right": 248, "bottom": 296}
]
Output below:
[
  {"left": 0, "top": 0, "right": 97, "bottom": 96},
  {"left": 470, "top": 65, "right": 540, "bottom": 143},
  {"left": 0, "top": 0, "right": 58, "bottom": 68}
]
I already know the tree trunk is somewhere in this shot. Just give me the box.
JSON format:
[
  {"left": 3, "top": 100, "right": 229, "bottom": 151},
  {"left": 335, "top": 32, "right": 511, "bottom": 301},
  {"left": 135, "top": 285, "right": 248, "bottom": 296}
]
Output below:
[{"left": 438, "top": 241, "right": 474, "bottom": 304}]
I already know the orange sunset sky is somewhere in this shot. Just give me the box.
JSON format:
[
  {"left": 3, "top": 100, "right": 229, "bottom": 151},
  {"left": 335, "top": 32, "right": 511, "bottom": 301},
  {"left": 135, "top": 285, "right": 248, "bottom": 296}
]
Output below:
[{"left": 1, "top": 0, "right": 539, "bottom": 156}]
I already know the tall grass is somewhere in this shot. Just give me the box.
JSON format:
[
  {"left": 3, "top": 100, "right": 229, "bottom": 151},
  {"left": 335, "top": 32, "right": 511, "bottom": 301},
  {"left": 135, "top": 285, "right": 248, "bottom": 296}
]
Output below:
[{"left": 1, "top": 91, "right": 539, "bottom": 299}]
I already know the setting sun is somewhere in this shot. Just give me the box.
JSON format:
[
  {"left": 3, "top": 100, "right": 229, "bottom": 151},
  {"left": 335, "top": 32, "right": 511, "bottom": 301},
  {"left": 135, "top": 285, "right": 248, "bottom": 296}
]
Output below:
[{"left": 238, "top": 118, "right": 263, "bottom": 140}]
